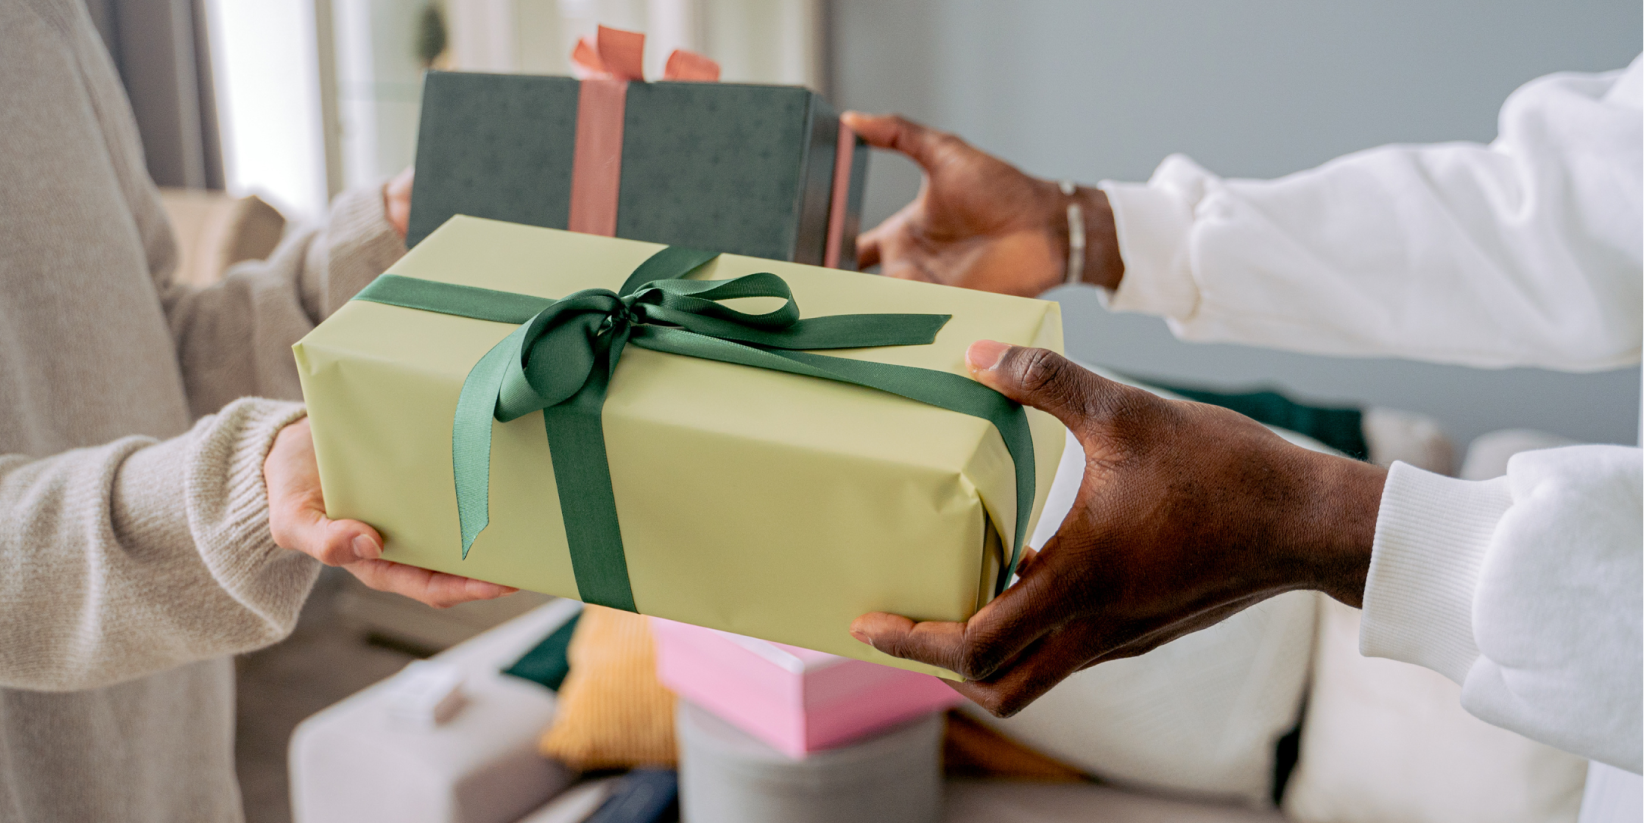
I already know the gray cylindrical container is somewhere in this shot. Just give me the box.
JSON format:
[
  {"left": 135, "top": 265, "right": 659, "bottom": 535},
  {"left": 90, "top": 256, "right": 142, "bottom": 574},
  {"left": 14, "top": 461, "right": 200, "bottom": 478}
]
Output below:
[{"left": 676, "top": 699, "right": 944, "bottom": 823}]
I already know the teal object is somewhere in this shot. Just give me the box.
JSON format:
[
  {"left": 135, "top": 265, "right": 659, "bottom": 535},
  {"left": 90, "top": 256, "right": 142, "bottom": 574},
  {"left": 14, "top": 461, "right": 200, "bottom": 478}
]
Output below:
[
  {"left": 354, "top": 247, "right": 1037, "bottom": 613},
  {"left": 500, "top": 610, "right": 581, "bottom": 692},
  {"left": 1150, "top": 383, "right": 1368, "bottom": 460}
]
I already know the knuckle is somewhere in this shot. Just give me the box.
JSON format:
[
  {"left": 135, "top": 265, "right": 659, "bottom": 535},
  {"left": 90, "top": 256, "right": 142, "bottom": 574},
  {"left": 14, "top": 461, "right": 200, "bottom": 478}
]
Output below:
[
  {"left": 955, "top": 639, "right": 1001, "bottom": 681},
  {"left": 1012, "top": 347, "right": 1066, "bottom": 395}
]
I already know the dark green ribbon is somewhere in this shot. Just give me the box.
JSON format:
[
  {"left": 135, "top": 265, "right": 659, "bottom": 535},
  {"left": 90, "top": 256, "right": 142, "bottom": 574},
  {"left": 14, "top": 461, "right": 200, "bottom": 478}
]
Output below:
[{"left": 354, "top": 247, "right": 1035, "bottom": 612}]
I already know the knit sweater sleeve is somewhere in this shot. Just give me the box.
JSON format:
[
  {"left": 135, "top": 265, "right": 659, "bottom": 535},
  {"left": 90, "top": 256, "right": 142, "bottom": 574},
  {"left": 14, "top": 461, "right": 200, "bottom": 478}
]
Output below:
[
  {"left": 149, "top": 186, "right": 406, "bottom": 417},
  {"left": 0, "top": 399, "right": 317, "bottom": 691}
]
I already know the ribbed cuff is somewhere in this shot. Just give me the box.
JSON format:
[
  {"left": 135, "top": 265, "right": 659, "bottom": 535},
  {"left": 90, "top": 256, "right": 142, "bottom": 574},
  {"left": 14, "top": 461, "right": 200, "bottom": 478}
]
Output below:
[
  {"left": 318, "top": 184, "right": 406, "bottom": 315},
  {"left": 1096, "top": 180, "right": 1199, "bottom": 319},
  {"left": 182, "top": 399, "right": 311, "bottom": 591},
  {"left": 1360, "top": 461, "right": 1515, "bottom": 684}
]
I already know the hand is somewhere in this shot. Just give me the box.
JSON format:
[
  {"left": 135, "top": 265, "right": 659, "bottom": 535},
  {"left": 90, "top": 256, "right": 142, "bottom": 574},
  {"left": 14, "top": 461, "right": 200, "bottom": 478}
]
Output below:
[
  {"left": 844, "top": 113, "right": 1123, "bottom": 296},
  {"left": 264, "top": 418, "right": 517, "bottom": 608},
  {"left": 850, "top": 341, "right": 1386, "bottom": 717},
  {"left": 384, "top": 168, "right": 414, "bottom": 240}
]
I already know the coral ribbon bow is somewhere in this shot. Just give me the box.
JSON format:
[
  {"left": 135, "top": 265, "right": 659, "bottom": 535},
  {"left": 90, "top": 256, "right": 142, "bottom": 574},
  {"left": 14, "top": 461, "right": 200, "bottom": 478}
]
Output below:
[{"left": 571, "top": 24, "right": 720, "bottom": 82}]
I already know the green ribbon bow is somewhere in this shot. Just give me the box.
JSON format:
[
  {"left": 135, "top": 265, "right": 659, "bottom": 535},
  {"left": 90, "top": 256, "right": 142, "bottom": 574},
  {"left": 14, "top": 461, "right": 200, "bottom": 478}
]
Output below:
[{"left": 354, "top": 246, "right": 1035, "bottom": 613}]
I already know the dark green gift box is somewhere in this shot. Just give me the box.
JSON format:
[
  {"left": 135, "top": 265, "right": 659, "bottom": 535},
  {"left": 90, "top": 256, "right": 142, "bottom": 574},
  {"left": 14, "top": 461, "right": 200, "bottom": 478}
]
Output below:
[{"left": 407, "top": 71, "right": 870, "bottom": 267}]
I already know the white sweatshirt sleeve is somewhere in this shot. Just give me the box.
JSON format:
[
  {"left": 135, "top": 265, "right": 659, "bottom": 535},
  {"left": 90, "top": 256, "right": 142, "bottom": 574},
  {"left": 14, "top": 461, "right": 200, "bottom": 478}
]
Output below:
[
  {"left": 1361, "top": 447, "right": 1643, "bottom": 773},
  {"left": 1098, "top": 58, "right": 1642, "bottom": 371},
  {"left": 1097, "top": 59, "right": 1645, "bottom": 771}
]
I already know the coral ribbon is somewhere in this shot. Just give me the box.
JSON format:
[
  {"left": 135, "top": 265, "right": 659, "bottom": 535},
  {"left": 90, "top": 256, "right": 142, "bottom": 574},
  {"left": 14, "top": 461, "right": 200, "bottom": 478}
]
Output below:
[{"left": 567, "top": 26, "right": 721, "bottom": 237}]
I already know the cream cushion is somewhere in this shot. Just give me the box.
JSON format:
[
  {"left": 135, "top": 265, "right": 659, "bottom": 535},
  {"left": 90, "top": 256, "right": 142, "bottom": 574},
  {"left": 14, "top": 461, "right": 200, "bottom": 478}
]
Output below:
[
  {"left": 157, "top": 188, "right": 285, "bottom": 285},
  {"left": 1281, "top": 597, "right": 1588, "bottom": 823}
]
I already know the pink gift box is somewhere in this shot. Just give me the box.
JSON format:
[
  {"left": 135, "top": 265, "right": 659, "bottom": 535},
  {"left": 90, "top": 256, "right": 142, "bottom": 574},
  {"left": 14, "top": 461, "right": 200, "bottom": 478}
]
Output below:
[{"left": 651, "top": 617, "right": 961, "bottom": 759}]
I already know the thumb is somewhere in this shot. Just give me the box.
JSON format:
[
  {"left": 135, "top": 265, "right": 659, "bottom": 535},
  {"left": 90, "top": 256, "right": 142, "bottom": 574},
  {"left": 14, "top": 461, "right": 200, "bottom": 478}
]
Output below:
[
  {"left": 268, "top": 485, "right": 384, "bottom": 567},
  {"left": 966, "top": 340, "right": 1120, "bottom": 434},
  {"left": 841, "top": 112, "right": 956, "bottom": 175}
]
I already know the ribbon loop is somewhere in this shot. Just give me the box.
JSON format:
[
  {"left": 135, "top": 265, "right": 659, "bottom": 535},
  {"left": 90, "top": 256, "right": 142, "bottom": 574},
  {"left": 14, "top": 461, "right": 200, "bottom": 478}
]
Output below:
[
  {"left": 571, "top": 24, "right": 721, "bottom": 83},
  {"left": 353, "top": 247, "right": 1035, "bottom": 611}
]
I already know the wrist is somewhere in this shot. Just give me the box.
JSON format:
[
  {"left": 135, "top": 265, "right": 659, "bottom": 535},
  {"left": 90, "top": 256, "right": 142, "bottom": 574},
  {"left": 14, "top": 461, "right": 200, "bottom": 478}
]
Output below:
[
  {"left": 1047, "top": 184, "right": 1123, "bottom": 291},
  {"left": 1291, "top": 452, "right": 1387, "bottom": 606}
]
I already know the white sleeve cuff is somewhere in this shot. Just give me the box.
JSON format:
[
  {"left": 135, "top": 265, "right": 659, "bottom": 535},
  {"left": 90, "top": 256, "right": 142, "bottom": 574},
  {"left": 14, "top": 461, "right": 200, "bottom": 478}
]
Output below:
[
  {"left": 1360, "top": 462, "right": 1515, "bottom": 684},
  {"left": 1097, "top": 180, "right": 1199, "bottom": 319}
]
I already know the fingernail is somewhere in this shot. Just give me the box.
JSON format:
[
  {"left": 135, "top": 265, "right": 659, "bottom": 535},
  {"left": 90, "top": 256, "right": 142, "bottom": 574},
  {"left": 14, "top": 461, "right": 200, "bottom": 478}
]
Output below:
[
  {"left": 966, "top": 340, "right": 1010, "bottom": 372},
  {"left": 849, "top": 628, "right": 870, "bottom": 644},
  {"left": 351, "top": 534, "right": 381, "bottom": 561}
]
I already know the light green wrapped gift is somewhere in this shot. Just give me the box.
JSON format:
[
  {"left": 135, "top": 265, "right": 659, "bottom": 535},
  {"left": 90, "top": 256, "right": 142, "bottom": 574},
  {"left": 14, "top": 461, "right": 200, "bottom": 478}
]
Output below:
[{"left": 294, "top": 216, "right": 1065, "bottom": 675}]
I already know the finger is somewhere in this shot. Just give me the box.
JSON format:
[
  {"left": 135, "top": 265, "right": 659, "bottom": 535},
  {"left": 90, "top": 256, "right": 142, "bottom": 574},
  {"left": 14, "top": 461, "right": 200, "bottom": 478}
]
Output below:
[
  {"left": 856, "top": 225, "right": 883, "bottom": 270},
  {"left": 965, "top": 341, "right": 1130, "bottom": 437},
  {"left": 850, "top": 552, "right": 1071, "bottom": 680},
  {"left": 1013, "top": 546, "right": 1041, "bottom": 577},
  {"left": 840, "top": 112, "right": 957, "bottom": 174},
  {"left": 316, "top": 519, "right": 382, "bottom": 567},
  {"left": 263, "top": 419, "right": 384, "bottom": 566},
  {"left": 947, "top": 625, "right": 1098, "bottom": 717},
  {"left": 346, "top": 559, "right": 517, "bottom": 609},
  {"left": 1074, "top": 593, "right": 1273, "bottom": 671},
  {"left": 268, "top": 492, "right": 383, "bottom": 567}
]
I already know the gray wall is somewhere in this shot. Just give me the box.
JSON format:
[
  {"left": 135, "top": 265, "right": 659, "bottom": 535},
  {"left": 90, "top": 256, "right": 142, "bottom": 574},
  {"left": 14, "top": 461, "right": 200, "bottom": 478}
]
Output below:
[{"left": 829, "top": 0, "right": 1643, "bottom": 455}]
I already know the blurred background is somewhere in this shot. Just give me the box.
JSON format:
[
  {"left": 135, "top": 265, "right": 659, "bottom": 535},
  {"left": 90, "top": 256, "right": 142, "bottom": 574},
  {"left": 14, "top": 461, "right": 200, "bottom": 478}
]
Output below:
[{"left": 88, "top": 0, "right": 1640, "bottom": 450}]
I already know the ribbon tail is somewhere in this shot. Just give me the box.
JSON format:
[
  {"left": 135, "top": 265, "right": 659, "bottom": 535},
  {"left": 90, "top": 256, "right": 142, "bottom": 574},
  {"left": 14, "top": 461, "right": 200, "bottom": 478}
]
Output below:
[
  {"left": 453, "top": 330, "right": 527, "bottom": 559},
  {"left": 663, "top": 49, "right": 721, "bottom": 82},
  {"left": 541, "top": 328, "right": 638, "bottom": 612}
]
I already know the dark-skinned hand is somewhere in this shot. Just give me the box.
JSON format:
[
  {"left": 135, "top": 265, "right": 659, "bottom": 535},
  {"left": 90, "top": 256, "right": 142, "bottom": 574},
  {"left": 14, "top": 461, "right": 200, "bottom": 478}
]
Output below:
[
  {"left": 850, "top": 341, "right": 1387, "bottom": 717},
  {"left": 844, "top": 112, "right": 1123, "bottom": 296}
]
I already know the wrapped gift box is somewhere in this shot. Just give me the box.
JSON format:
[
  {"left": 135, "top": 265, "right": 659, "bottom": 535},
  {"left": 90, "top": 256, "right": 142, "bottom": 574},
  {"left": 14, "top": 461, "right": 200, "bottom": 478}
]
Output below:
[
  {"left": 653, "top": 618, "right": 960, "bottom": 758},
  {"left": 293, "top": 217, "right": 1065, "bottom": 676},
  {"left": 407, "top": 69, "right": 868, "bottom": 268}
]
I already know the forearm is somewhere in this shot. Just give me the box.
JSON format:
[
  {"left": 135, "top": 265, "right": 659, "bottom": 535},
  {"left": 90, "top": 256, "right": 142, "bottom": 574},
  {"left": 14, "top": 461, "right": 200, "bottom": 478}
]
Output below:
[
  {"left": 1287, "top": 450, "right": 1386, "bottom": 608},
  {"left": 162, "top": 185, "right": 404, "bottom": 416},
  {"left": 0, "top": 399, "right": 317, "bottom": 691}
]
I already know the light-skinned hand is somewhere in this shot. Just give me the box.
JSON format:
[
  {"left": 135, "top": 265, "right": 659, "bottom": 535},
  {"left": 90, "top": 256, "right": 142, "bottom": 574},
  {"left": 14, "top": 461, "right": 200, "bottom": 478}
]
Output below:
[
  {"left": 264, "top": 418, "right": 517, "bottom": 608},
  {"left": 384, "top": 167, "right": 414, "bottom": 240},
  {"left": 850, "top": 340, "right": 1387, "bottom": 717},
  {"left": 843, "top": 112, "right": 1123, "bottom": 296}
]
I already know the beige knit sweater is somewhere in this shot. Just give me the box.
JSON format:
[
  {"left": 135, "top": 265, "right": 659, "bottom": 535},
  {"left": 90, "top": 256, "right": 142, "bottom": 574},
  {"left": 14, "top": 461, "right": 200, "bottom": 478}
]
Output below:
[{"left": 0, "top": 1, "right": 405, "bottom": 819}]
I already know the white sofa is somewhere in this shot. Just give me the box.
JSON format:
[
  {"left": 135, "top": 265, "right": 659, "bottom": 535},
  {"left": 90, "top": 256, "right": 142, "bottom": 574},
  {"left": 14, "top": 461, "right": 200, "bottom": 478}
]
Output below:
[{"left": 292, "top": 598, "right": 1293, "bottom": 823}]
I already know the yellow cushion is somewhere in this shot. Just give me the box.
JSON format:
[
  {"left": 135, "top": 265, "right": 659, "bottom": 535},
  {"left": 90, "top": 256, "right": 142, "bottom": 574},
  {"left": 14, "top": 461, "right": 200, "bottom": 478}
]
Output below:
[{"left": 539, "top": 606, "right": 678, "bottom": 770}]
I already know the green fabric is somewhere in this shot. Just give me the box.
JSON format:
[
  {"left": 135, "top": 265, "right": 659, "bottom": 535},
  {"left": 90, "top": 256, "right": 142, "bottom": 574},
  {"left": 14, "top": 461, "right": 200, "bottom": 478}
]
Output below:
[
  {"left": 1152, "top": 383, "right": 1368, "bottom": 460},
  {"left": 354, "top": 247, "right": 1037, "bottom": 613},
  {"left": 500, "top": 611, "right": 581, "bottom": 691}
]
